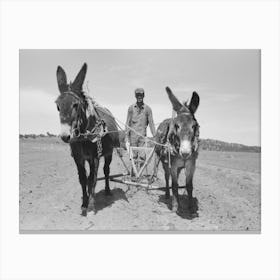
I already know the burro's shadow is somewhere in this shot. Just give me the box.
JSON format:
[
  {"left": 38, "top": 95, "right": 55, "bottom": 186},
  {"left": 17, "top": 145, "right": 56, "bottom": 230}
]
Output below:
[
  {"left": 159, "top": 194, "right": 199, "bottom": 220},
  {"left": 94, "top": 188, "right": 128, "bottom": 213}
]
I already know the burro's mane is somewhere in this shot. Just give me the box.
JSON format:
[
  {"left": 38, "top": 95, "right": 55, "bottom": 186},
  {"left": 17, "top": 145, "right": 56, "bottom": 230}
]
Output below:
[{"left": 84, "top": 94, "right": 113, "bottom": 119}]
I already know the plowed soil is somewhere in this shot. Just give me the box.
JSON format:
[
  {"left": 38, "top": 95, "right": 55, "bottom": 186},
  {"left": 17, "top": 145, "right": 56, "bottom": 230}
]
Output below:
[{"left": 19, "top": 137, "right": 261, "bottom": 232}]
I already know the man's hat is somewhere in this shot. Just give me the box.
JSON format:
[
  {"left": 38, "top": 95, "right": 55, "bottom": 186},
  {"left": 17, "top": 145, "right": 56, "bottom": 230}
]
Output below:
[{"left": 135, "top": 88, "right": 145, "bottom": 97}]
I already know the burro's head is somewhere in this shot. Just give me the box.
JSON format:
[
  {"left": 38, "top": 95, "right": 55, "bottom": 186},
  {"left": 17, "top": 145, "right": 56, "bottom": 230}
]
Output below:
[
  {"left": 166, "top": 86, "right": 200, "bottom": 159},
  {"left": 55, "top": 63, "right": 87, "bottom": 143}
]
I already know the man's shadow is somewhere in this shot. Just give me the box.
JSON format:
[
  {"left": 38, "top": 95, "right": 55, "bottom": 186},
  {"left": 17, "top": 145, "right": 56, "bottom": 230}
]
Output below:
[
  {"left": 94, "top": 188, "right": 129, "bottom": 213},
  {"left": 159, "top": 193, "right": 199, "bottom": 219}
]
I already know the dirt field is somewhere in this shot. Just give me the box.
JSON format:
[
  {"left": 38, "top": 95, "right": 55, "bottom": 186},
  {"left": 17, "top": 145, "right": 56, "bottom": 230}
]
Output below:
[{"left": 19, "top": 137, "right": 261, "bottom": 232}]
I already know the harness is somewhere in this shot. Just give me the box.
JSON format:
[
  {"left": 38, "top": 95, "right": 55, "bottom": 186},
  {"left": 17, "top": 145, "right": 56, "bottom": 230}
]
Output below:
[
  {"left": 163, "top": 112, "right": 200, "bottom": 162},
  {"left": 64, "top": 89, "right": 107, "bottom": 158},
  {"left": 62, "top": 88, "right": 199, "bottom": 163}
]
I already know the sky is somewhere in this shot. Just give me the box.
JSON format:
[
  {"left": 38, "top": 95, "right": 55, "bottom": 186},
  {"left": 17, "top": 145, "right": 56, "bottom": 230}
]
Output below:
[{"left": 20, "top": 49, "right": 260, "bottom": 146}]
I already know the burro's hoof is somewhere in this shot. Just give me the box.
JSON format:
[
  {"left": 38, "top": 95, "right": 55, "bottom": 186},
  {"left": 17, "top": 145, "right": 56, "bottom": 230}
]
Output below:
[
  {"left": 171, "top": 197, "right": 179, "bottom": 213},
  {"left": 176, "top": 206, "right": 184, "bottom": 215},
  {"left": 87, "top": 202, "right": 96, "bottom": 213},
  {"left": 81, "top": 207, "right": 87, "bottom": 217},
  {"left": 171, "top": 204, "right": 181, "bottom": 214},
  {"left": 185, "top": 212, "right": 199, "bottom": 220},
  {"left": 188, "top": 197, "right": 198, "bottom": 213}
]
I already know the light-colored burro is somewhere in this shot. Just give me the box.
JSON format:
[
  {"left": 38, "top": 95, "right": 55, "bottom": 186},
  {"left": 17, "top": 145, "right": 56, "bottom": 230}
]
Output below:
[{"left": 155, "top": 87, "right": 200, "bottom": 217}]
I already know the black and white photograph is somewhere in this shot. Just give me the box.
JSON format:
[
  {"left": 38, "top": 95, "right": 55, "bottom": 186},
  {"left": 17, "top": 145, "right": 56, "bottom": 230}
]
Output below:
[
  {"left": 19, "top": 49, "right": 261, "bottom": 232},
  {"left": 1, "top": 1, "right": 280, "bottom": 279}
]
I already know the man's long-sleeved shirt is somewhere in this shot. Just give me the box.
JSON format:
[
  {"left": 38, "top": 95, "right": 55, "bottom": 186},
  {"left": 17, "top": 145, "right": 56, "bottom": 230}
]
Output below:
[{"left": 125, "top": 103, "right": 156, "bottom": 138}]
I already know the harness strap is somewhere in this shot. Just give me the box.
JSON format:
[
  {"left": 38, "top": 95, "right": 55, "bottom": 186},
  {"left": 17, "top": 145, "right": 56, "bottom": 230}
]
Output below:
[{"left": 64, "top": 90, "right": 81, "bottom": 101}]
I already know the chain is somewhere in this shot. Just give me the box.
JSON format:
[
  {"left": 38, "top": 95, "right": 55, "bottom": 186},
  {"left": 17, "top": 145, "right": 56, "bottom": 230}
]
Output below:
[{"left": 97, "top": 135, "right": 103, "bottom": 158}]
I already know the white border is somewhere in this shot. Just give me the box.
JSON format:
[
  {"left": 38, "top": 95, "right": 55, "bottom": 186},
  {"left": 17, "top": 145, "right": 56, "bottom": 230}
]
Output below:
[{"left": 1, "top": 1, "right": 279, "bottom": 279}]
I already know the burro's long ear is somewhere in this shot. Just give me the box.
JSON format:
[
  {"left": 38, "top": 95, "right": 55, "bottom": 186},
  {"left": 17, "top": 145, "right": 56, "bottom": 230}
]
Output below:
[
  {"left": 166, "top": 87, "right": 183, "bottom": 112},
  {"left": 56, "top": 66, "right": 68, "bottom": 94},
  {"left": 189, "top": 91, "right": 200, "bottom": 114},
  {"left": 72, "top": 63, "right": 87, "bottom": 92}
]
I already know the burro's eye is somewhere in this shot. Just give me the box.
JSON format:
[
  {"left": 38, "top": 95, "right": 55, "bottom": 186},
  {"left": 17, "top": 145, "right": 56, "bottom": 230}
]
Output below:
[
  {"left": 56, "top": 105, "right": 60, "bottom": 111},
  {"left": 72, "top": 103, "right": 78, "bottom": 110}
]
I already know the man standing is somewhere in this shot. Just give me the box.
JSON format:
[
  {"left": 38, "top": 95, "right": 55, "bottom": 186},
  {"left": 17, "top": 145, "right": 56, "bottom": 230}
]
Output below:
[
  {"left": 125, "top": 88, "right": 156, "bottom": 171},
  {"left": 125, "top": 88, "right": 156, "bottom": 146}
]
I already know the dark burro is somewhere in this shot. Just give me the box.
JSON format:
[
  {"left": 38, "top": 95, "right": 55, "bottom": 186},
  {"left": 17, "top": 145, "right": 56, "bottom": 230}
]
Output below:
[{"left": 55, "top": 63, "right": 120, "bottom": 216}]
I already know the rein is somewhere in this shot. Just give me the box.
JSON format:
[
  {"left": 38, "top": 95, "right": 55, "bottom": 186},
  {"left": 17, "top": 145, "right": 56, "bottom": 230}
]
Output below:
[
  {"left": 62, "top": 89, "right": 199, "bottom": 164},
  {"left": 76, "top": 119, "right": 107, "bottom": 141},
  {"left": 64, "top": 90, "right": 108, "bottom": 156}
]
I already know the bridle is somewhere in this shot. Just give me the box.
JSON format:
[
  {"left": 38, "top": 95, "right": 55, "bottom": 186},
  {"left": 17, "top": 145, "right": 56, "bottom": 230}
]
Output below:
[
  {"left": 167, "top": 112, "right": 200, "bottom": 158},
  {"left": 63, "top": 89, "right": 107, "bottom": 143}
]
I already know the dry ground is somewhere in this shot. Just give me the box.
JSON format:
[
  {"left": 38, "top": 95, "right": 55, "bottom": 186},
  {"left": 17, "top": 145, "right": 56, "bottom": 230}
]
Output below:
[{"left": 19, "top": 137, "right": 261, "bottom": 232}]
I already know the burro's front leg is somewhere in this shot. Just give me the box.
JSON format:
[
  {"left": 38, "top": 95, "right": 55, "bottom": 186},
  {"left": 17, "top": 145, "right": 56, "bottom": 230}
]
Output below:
[
  {"left": 104, "top": 154, "right": 112, "bottom": 195},
  {"left": 185, "top": 159, "right": 197, "bottom": 214},
  {"left": 76, "top": 163, "right": 88, "bottom": 216},
  {"left": 162, "top": 162, "right": 170, "bottom": 199},
  {"left": 87, "top": 157, "right": 99, "bottom": 214},
  {"left": 170, "top": 166, "right": 181, "bottom": 213},
  {"left": 186, "top": 177, "right": 198, "bottom": 217}
]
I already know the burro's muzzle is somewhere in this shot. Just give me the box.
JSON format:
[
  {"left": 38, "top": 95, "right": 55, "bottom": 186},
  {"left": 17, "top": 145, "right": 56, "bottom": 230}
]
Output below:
[
  {"left": 179, "top": 139, "right": 192, "bottom": 158},
  {"left": 60, "top": 123, "right": 71, "bottom": 143}
]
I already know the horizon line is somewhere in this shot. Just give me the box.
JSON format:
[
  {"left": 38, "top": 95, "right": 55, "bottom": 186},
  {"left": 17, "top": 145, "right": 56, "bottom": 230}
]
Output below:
[{"left": 18, "top": 133, "right": 261, "bottom": 148}]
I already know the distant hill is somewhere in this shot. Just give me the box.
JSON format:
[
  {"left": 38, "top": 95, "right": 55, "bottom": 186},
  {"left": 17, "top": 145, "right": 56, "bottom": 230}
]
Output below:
[
  {"left": 116, "top": 131, "right": 261, "bottom": 153},
  {"left": 19, "top": 132, "right": 57, "bottom": 139},
  {"left": 199, "top": 138, "right": 261, "bottom": 153},
  {"left": 19, "top": 132, "right": 261, "bottom": 153}
]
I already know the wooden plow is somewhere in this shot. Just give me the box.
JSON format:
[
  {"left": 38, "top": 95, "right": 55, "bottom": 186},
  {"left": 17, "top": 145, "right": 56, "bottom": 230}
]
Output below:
[
  {"left": 97, "top": 145, "right": 162, "bottom": 190},
  {"left": 97, "top": 146, "right": 188, "bottom": 191}
]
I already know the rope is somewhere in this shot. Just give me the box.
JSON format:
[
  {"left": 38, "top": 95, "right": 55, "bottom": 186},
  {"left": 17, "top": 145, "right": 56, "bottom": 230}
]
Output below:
[
  {"left": 94, "top": 106, "right": 169, "bottom": 148},
  {"left": 65, "top": 90, "right": 172, "bottom": 169},
  {"left": 80, "top": 90, "right": 168, "bottom": 147},
  {"left": 79, "top": 93, "right": 174, "bottom": 178},
  {"left": 79, "top": 92, "right": 200, "bottom": 184}
]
